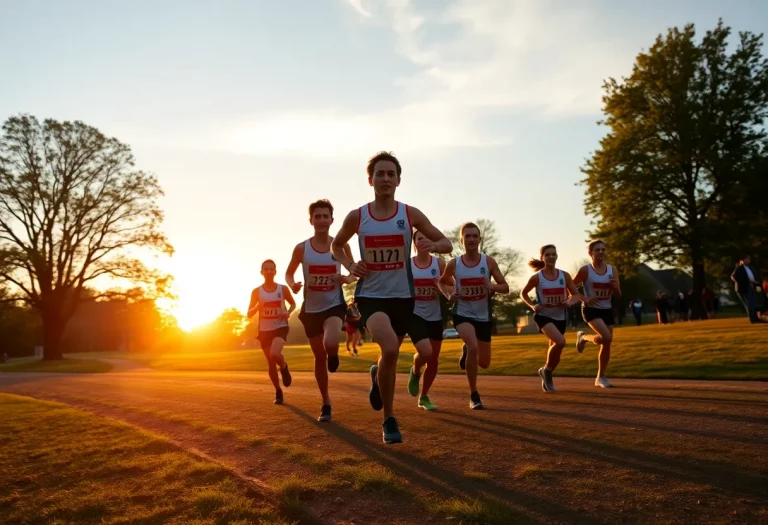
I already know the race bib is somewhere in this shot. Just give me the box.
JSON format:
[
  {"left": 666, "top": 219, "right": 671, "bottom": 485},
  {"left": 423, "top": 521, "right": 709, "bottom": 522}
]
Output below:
[
  {"left": 414, "top": 278, "right": 438, "bottom": 301},
  {"left": 459, "top": 277, "right": 486, "bottom": 302},
  {"left": 262, "top": 300, "right": 282, "bottom": 319},
  {"left": 308, "top": 264, "right": 337, "bottom": 292},
  {"left": 542, "top": 287, "right": 566, "bottom": 306},
  {"left": 363, "top": 235, "right": 405, "bottom": 271},
  {"left": 593, "top": 282, "right": 613, "bottom": 300}
]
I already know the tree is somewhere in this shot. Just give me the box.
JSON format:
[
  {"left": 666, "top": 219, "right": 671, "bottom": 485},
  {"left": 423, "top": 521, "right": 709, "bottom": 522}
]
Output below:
[
  {"left": 0, "top": 115, "right": 173, "bottom": 359},
  {"left": 582, "top": 21, "right": 768, "bottom": 318},
  {"left": 444, "top": 219, "right": 523, "bottom": 330}
]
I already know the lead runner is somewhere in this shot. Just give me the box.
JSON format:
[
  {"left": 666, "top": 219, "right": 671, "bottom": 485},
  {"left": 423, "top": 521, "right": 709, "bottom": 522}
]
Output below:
[{"left": 331, "top": 151, "right": 452, "bottom": 444}]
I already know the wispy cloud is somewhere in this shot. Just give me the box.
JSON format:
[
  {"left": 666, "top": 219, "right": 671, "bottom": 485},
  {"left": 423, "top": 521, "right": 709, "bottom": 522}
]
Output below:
[
  {"left": 345, "top": 0, "right": 372, "bottom": 18},
  {"left": 140, "top": 1, "right": 636, "bottom": 159}
]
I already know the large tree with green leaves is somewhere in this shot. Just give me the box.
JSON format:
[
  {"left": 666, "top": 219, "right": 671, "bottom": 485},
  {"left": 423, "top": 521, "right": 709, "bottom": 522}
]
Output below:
[
  {"left": 444, "top": 218, "right": 523, "bottom": 328},
  {"left": 582, "top": 21, "right": 768, "bottom": 316},
  {"left": 0, "top": 115, "right": 173, "bottom": 359}
]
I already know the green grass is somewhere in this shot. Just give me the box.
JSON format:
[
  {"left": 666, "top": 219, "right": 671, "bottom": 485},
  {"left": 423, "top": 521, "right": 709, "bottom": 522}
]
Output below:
[
  {"left": 0, "top": 394, "right": 293, "bottom": 525},
  {"left": 146, "top": 318, "right": 768, "bottom": 379},
  {"left": 0, "top": 357, "right": 113, "bottom": 373}
]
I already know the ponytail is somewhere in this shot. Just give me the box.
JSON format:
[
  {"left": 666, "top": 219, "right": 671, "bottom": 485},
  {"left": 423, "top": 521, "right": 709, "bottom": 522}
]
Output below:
[{"left": 528, "top": 258, "right": 546, "bottom": 271}]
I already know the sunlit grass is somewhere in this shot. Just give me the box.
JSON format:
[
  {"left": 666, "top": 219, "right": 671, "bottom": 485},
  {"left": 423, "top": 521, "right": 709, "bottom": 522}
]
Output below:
[
  {"left": 146, "top": 318, "right": 768, "bottom": 379},
  {"left": 0, "top": 394, "right": 291, "bottom": 524},
  {"left": 0, "top": 358, "right": 113, "bottom": 373}
]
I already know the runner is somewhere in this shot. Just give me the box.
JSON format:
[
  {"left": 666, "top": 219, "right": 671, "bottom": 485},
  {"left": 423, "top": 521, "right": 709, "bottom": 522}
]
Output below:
[
  {"left": 408, "top": 230, "right": 448, "bottom": 411},
  {"left": 572, "top": 239, "right": 622, "bottom": 388},
  {"left": 440, "top": 222, "right": 509, "bottom": 409},
  {"left": 247, "top": 259, "right": 296, "bottom": 405},
  {"left": 285, "top": 199, "right": 355, "bottom": 422},
  {"left": 345, "top": 301, "right": 361, "bottom": 356},
  {"left": 331, "top": 151, "right": 452, "bottom": 444},
  {"left": 520, "top": 244, "right": 581, "bottom": 392}
]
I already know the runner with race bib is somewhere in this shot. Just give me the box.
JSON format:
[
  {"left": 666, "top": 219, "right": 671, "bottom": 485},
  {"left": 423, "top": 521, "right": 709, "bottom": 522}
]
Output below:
[
  {"left": 331, "top": 151, "right": 452, "bottom": 444},
  {"left": 441, "top": 222, "right": 509, "bottom": 410},
  {"left": 407, "top": 230, "right": 449, "bottom": 411},
  {"left": 520, "top": 244, "right": 582, "bottom": 392},
  {"left": 285, "top": 199, "right": 356, "bottom": 422},
  {"left": 247, "top": 260, "right": 296, "bottom": 405},
  {"left": 573, "top": 239, "right": 622, "bottom": 388}
]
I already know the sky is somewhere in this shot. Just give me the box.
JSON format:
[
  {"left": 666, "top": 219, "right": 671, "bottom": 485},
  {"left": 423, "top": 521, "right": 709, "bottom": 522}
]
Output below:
[{"left": 1, "top": 0, "right": 766, "bottom": 330}]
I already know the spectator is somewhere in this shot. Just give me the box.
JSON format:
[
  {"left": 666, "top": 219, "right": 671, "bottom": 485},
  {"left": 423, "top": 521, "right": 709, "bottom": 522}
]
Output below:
[
  {"left": 731, "top": 255, "right": 765, "bottom": 324},
  {"left": 631, "top": 298, "right": 643, "bottom": 326},
  {"left": 655, "top": 291, "right": 669, "bottom": 325}
]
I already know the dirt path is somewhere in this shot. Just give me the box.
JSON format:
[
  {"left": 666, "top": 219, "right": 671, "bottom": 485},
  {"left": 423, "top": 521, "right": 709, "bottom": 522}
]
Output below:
[{"left": 2, "top": 370, "right": 766, "bottom": 524}]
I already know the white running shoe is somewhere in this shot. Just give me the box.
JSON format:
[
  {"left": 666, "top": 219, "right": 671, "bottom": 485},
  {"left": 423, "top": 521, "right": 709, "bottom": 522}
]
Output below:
[
  {"left": 576, "top": 331, "right": 586, "bottom": 353},
  {"left": 595, "top": 376, "right": 613, "bottom": 388}
]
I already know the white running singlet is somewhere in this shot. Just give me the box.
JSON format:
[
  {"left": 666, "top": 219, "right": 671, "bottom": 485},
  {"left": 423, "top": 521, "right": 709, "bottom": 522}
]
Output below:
[
  {"left": 583, "top": 264, "right": 614, "bottom": 310},
  {"left": 355, "top": 202, "right": 413, "bottom": 299},
  {"left": 301, "top": 238, "right": 343, "bottom": 313},
  {"left": 536, "top": 269, "right": 567, "bottom": 321},
  {"left": 411, "top": 256, "right": 441, "bottom": 322},
  {"left": 454, "top": 254, "right": 490, "bottom": 322},
  {"left": 257, "top": 285, "right": 288, "bottom": 332}
]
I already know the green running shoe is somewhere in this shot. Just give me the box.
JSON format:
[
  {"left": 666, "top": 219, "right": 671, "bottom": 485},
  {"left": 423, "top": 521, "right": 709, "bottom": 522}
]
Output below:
[
  {"left": 418, "top": 395, "right": 437, "bottom": 411},
  {"left": 407, "top": 366, "right": 421, "bottom": 397}
]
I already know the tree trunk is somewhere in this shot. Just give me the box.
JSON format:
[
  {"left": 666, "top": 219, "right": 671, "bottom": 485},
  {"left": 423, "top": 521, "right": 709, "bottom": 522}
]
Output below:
[
  {"left": 42, "top": 311, "right": 65, "bottom": 360},
  {"left": 691, "top": 260, "right": 706, "bottom": 320}
]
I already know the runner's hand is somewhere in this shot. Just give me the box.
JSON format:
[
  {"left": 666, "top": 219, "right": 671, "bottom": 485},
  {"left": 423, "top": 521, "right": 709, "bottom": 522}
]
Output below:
[
  {"left": 350, "top": 261, "right": 369, "bottom": 278},
  {"left": 290, "top": 282, "right": 302, "bottom": 294},
  {"left": 416, "top": 237, "right": 436, "bottom": 253}
]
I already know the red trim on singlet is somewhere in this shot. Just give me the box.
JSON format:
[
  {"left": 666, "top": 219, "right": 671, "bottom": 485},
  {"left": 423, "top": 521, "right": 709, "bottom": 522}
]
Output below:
[
  {"left": 308, "top": 237, "right": 331, "bottom": 254},
  {"left": 366, "top": 202, "right": 399, "bottom": 222},
  {"left": 412, "top": 255, "right": 433, "bottom": 270},
  {"left": 461, "top": 254, "right": 482, "bottom": 269}
]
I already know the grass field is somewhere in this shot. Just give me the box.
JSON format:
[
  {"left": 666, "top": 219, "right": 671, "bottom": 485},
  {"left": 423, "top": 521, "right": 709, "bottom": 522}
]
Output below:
[
  {"left": 0, "top": 358, "right": 113, "bottom": 373},
  {"left": 149, "top": 318, "right": 768, "bottom": 380},
  {"left": 0, "top": 394, "right": 296, "bottom": 525}
]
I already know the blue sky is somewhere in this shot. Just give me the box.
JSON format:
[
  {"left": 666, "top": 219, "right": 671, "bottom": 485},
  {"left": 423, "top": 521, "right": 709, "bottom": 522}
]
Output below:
[{"left": 1, "top": 0, "right": 765, "bottom": 329}]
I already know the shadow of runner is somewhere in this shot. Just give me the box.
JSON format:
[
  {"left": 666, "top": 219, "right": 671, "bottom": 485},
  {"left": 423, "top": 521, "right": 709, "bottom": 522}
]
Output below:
[
  {"left": 284, "top": 404, "right": 602, "bottom": 525},
  {"left": 438, "top": 411, "right": 768, "bottom": 499},
  {"left": 520, "top": 405, "right": 768, "bottom": 446}
]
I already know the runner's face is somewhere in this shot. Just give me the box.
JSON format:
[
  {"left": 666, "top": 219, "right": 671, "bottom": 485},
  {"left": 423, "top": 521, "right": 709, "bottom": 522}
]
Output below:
[
  {"left": 369, "top": 160, "right": 400, "bottom": 197},
  {"left": 310, "top": 207, "right": 333, "bottom": 232},
  {"left": 261, "top": 262, "right": 277, "bottom": 280},
  {"left": 590, "top": 243, "right": 607, "bottom": 262},
  {"left": 461, "top": 228, "right": 481, "bottom": 251},
  {"left": 543, "top": 247, "right": 558, "bottom": 267}
]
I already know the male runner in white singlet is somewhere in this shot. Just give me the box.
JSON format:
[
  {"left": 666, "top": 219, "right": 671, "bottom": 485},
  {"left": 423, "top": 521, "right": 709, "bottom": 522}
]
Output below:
[
  {"left": 285, "top": 199, "right": 355, "bottom": 422},
  {"left": 441, "top": 223, "right": 509, "bottom": 409},
  {"left": 573, "top": 239, "right": 622, "bottom": 388},
  {"left": 247, "top": 260, "right": 296, "bottom": 405},
  {"left": 331, "top": 151, "right": 452, "bottom": 444}
]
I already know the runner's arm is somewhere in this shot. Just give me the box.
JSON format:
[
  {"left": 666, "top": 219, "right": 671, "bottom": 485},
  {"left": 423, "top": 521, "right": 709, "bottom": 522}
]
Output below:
[
  {"left": 341, "top": 243, "right": 358, "bottom": 284},
  {"left": 435, "top": 257, "right": 451, "bottom": 296},
  {"left": 487, "top": 256, "right": 510, "bottom": 294},
  {"left": 247, "top": 288, "right": 260, "bottom": 319},
  {"left": 610, "top": 268, "right": 622, "bottom": 298},
  {"left": 440, "top": 259, "right": 457, "bottom": 299},
  {"left": 564, "top": 271, "right": 583, "bottom": 305},
  {"left": 407, "top": 206, "right": 452, "bottom": 254},
  {"left": 282, "top": 285, "right": 296, "bottom": 318},
  {"left": 331, "top": 209, "right": 360, "bottom": 272},
  {"left": 520, "top": 274, "right": 541, "bottom": 311},
  {"left": 285, "top": 243, "right": 304, "bottom": 291}
]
